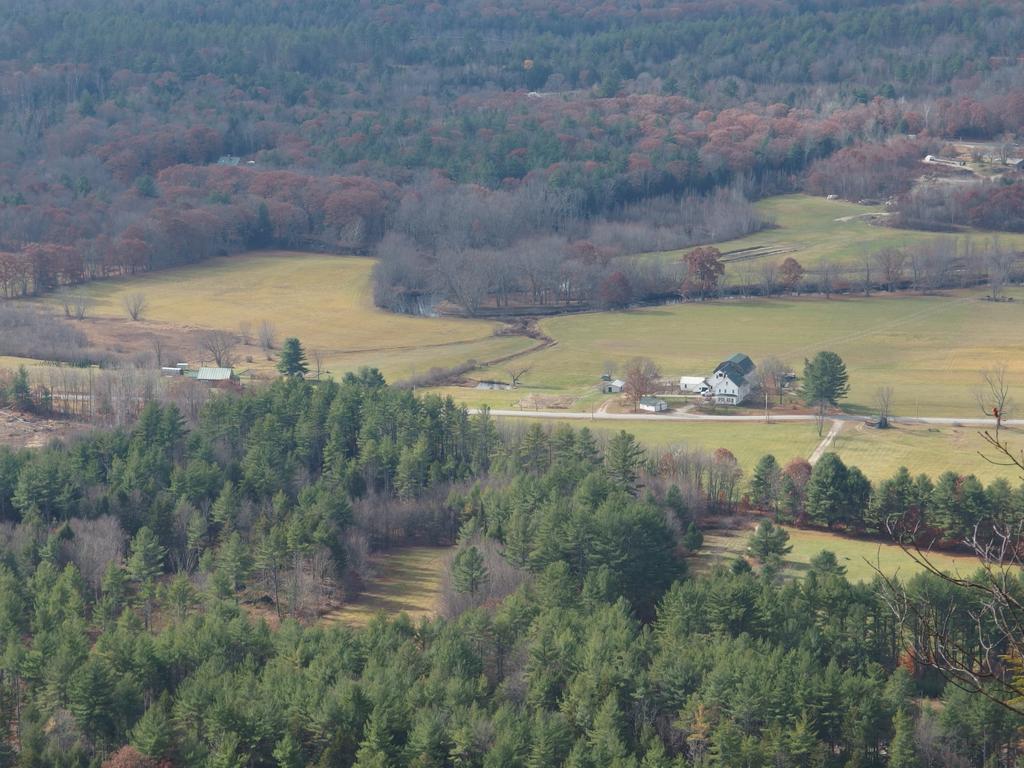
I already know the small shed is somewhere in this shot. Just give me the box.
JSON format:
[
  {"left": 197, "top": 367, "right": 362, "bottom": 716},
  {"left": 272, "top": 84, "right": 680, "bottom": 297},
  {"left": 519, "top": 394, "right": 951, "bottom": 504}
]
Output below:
[
  {"left": 602, "top": 379, "right": 625, "bottom": 393},
  {"left": 639, "top": 396, "right": 668, "bottom": 413},
  {"left": 196, "top": 367, "right": 233, "bottom": 383},
  {"left": 680, "top": 376, "right": 709, "bottom": 393}
]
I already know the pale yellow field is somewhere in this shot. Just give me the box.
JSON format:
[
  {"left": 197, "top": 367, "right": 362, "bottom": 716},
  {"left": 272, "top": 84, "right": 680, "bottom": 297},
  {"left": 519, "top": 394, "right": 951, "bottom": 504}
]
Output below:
[
  {"left": 41, "top": 252, "right": 534, "bottom": 382},
  {"left": 325, "top": 546, "right": 448, "bottom": 627},
  {"left": 0, "top": 355, "right": 54, "bottom": 372}
]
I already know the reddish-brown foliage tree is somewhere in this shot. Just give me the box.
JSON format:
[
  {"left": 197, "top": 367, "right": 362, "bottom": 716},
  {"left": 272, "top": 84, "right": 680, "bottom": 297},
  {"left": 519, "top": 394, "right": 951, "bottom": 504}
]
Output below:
[{"left": 682, "top": 246, "right": 725, "bottom": 299}]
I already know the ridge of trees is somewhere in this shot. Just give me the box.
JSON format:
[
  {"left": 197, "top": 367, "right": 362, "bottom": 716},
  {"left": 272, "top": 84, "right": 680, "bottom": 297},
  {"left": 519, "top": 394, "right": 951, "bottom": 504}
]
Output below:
[{"left": 0, "top": 373, "right": 1019, "bottom": 763}]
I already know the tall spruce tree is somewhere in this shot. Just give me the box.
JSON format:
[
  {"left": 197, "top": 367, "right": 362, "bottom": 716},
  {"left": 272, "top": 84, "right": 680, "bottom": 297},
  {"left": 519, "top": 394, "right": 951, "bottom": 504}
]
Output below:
[
  {"left": 800, "top": 351, "right": 849, "bottom": 435},
  {"left": 277, "top": 337, "right": 309, "bottom": 378}
]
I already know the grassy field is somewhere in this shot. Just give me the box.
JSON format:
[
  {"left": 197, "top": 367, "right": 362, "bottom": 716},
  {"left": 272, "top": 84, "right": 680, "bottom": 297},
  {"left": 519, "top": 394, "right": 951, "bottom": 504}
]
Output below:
[
  {"left": 457, "top": 288, "right": 1024, "bottom": 417},
  {"left": 500, "top": 417, "right": 824, "bottom": 473},
  {"left": 496, "top": 417, "right": 1021, "bottom": 481},
  {"left": 831, "top": 422, "right": 1023, "bottom": 483},
  {"left": 43, "top": 252, "right": 534, "bottom": 382},
  {"left": 324, "top": 546, "right": 449, "bottom": 627},
  {"left": 650, "top": 194, "right": 1024, "bottom": 274},
  {"left": 699, "top": 524, "right": 986, "bottom": 583}
]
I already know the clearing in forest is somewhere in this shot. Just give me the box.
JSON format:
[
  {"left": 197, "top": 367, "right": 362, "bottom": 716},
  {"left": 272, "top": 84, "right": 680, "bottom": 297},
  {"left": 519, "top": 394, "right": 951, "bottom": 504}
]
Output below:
[
  {"left": 325, "top": 546, "right": 449, "bottom": 627},
  {"left": 697, "top": 524, "right": 987, "bottom": 584}
]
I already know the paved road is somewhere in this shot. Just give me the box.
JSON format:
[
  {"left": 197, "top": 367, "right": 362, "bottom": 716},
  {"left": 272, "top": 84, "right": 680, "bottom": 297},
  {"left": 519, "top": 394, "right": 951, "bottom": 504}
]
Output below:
[{"left": 473, "top": 408, "right": 1023, "bottom": 428}]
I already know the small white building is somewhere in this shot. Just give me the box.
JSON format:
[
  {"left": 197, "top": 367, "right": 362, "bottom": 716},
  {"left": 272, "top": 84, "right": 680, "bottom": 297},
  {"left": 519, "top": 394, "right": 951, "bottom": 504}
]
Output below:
[
  {"left": 639, "top": 396, "right": 669, "bottom": 413},
  {"left": 602, "top": 378, "right": 625, "bottom": 394},
  {"left": 679, "top": 376, "right": 710, "bottom": 394}
]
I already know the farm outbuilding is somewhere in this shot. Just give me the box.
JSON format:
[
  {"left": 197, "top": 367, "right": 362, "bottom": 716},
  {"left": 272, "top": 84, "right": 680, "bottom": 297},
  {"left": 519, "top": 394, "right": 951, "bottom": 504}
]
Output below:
[
  {"left": 680, "top": 376, "right": 710, "bottom": 393},
  {"left": 639, "top": 396, "right": 669, "bottom": 413},
  {"left": 196, "top": 367, "right": 233, "bottom": 383},
  {"left": 602, "top": 378, "right": 625, "bottom": 393}
]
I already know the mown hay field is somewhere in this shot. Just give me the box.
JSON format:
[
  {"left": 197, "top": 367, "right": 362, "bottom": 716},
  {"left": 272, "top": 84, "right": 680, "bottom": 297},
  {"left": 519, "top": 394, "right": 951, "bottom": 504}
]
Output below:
[
  {"left": 650, "top": 194, "right": 1024, "bottom": 273},
  {"left": 497, "top": 418, "right": 1018, "bottom": 482},
  {"left": 42, "top": 252, "right": 534, "bottom": 381},
  {"left": 698, "top": 524, "right": 987, "bottom": 584},
  {"left": 324, "top": 546, "right": 449, "bottom": 627},
  {"left": 470, "top": 288, "right": 1024, "bottom": 417}
]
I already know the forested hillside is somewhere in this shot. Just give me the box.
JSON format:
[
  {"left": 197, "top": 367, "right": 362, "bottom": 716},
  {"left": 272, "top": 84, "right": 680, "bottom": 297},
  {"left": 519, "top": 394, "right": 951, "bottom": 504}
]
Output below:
[
  {"left": 0, "top": 373, "right": 1022, "bottom": 766},
  {"left": 2, "top": 0, "right": 1024, "bottom": 310}
]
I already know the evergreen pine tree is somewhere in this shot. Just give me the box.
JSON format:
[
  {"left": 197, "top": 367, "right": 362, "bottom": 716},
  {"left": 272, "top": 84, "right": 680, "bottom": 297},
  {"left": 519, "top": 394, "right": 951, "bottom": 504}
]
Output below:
[
  {"left": 68, "top": 656, "right": 116, "bottom": 745},
  {"left": 277, "top": 337, "right": 309, "bottom": 378},
  {"left": 130, "top": 699, "right": 174, "bottom": 759},
  {"left": 355, "top": 706, "right": 397, "bottom": 768},
  {"left": 888, "top": 707, "right": 919, "bottom": 768},
  {"left": 803, "top": 453, "right": 849, "bottom": 528},
  {"left": 750, "top": 454, "right": 782, "bottom": 514},
  {"left": 747, "top": 520, "right": 792, "bottom": 564},
  {"left": 452, "top": 546, "right": 489, "bottom": 595},
  {"left": 273, "top": 733, "right": 303, "bottom": 768},
  {"left": 586, "top": 694, "right": 635, "bottom": 768},
  {"left": 605, "top": 431, "right": 645, "bottom": 494}
]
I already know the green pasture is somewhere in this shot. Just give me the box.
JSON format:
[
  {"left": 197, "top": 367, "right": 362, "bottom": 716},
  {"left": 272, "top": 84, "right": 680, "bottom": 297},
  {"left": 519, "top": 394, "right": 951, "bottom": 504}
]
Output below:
[
  {"left": 471, "top": 288, "right": 1024, "bottom": 417},
  {"left": 649, "top": 194, "right": 1024, "bottom": 274},
  {"left": 699, "top": 525, "right": 987, "bottom": 584}
]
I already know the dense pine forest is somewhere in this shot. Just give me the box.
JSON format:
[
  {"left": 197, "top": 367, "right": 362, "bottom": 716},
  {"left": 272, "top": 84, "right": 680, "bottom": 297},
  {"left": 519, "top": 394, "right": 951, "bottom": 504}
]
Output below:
[{"left": 0, "top": 372, "right": 1021, "bottom": 766}]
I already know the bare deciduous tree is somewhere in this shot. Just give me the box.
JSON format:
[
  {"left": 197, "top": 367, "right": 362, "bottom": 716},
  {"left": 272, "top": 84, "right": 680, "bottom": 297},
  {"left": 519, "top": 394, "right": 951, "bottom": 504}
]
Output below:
[
  {"left": 985, "top": 246, "right": 1015, "bottom": 301},
  {"left": 65, "top": 516, "right": 125, "bottom": 597},
  {"left": 59, "top": 291, "right": 94, "bottom": 320},
  {"left": 874, "top": 385, "right": 894, "bottom": 428},
  {"left": 506, "top": 365, "right": 531, "bottom": 388},
  {"left": 199, "top": 330, "right": 236, "bottom": 368},
  {"left": 756, "top": 357, "right": 787, "bottom": 406},
  {"left": 258, "top": 319, "right": 277, "bottom": 359},
  {"left": 150, "top": 335, "right": 164, "bottom": 368},
  {"left": 624, "top": 357, "right": 660, "bottom": 412},
  {"left": 310, "top": 349, "right": 326, "bottom": 381},
  {"left": 760, "top": 261, "right": 777, "bottom": 296},
  {"left": 976, "top": 363, "right": 1014, "bottom": 437},
  {"left": 123, "top": 292, "right": 147, "bottom": 321},
  {"left": 238, "top": 320, "right": 252, "bottom": 345},
  {"left": 873, "top": 249, "right": 906, "bottom": 292}
]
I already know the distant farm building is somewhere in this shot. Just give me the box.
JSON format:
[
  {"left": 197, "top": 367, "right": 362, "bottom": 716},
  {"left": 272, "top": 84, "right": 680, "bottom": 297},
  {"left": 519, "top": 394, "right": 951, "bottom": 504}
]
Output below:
[
  {"left": 196, "top": 367, "right": 234, "bottom": 383},
  {"left": 923, "top": 154, "right": 966, "bottom": 168},
  {"left": 679, "top": 376, "right": 710, "bottom": 394},
  {"left": 709, "top": 353, "right": 755, "bottom": 405},
  {"left": 639, "top": 396, "right": 669, "bottom": 413},
  {"left": 601, "top": 378, "right": 625, "bottom": 393}
]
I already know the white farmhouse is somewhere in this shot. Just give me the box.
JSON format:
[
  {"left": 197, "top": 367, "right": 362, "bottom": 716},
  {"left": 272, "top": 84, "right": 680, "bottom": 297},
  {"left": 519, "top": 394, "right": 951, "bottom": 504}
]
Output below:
[{"left": 708, "top": 353, "right": 755, "bottom": 405}]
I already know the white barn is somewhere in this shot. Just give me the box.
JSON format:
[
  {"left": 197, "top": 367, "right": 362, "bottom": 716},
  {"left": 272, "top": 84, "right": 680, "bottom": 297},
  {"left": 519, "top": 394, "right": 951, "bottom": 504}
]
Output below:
[{"left": 708, "top": 353, "right": 755, "bottom": 405}]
